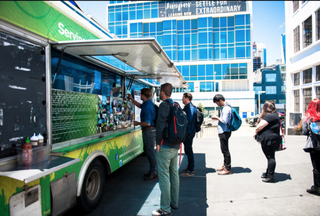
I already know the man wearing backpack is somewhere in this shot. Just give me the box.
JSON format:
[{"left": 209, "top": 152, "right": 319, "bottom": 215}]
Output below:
[
  {"left": 127, "top": 88, "right": 157, "bottom": 181},
  {"left": 181, "top": 92, "right": 197, "bottom": 177},
  {"left": 152, "top": 83, "right": 183, "bottom": 216},
  {"left": 211, "top": 94, "right": 233, "bottom": 175}
]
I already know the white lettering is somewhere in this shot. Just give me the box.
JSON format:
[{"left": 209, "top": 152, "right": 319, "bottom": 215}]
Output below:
[
  {"left": 58, "top": 22, "right": 85, "bottom": 41},
  {"left": 58, "top": 22, "right": 64, "bottom": 35},
  {"left": 65, "top": 28, "right": 69, "bottom": 38}
]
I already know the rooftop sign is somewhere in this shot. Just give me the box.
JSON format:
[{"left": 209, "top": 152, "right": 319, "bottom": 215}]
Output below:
[{"left": 158, "top": 1, "right": 247, "bottom": 18}]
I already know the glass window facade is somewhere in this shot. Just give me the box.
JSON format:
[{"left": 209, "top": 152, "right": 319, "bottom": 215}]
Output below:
[
  {"left": 254, "top": 86, "right": 262, "bottom": 94},
  {"left": 107, "top": 2, "right": 251, "bottom": 92}
]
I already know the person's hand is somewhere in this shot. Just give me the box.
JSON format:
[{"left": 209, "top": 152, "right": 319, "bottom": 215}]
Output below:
[
  {"left": 211, "top": 116, "right": 219, "bottom": 120},
  {"left": 156, "top": 145, "right": 160, "bottom": 152},
  {"left": 127, "top": 94, "right": 133, "bottom": 100},
  {"left": 133, "top": 121, "right": 140, "bottom": 126}
]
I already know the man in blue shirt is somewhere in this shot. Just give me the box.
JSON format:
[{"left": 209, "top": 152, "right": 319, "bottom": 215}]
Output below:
[
  {"left": 211, "top": 94, "right": 232, "bottom": 175},
  {"left": 128, "top": 88, "right": 157, "bottom": 180},
  {"left": 181, "top": 92, "right": 197, "bottom": 177}
]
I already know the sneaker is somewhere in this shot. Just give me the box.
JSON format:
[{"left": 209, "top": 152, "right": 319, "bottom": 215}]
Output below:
[
  {"left": 307, "top": 186, "right": 320, "bottom": 196},
  {"left": 217, "top": 168, "right": 232, "bottom": 175},
  {"left": 152, "top": 209, "right": 172, "bottom": 216},
  {"left": 216, "top": 165, "right": 225, "bottom": 172},
  {"left": 180, "top": 171, "right": 195, "bottom": 177}
]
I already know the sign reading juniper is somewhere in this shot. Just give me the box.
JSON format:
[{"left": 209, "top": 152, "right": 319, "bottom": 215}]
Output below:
[{"left": 158, "top": 1, "right": 247, "bottom": 18}]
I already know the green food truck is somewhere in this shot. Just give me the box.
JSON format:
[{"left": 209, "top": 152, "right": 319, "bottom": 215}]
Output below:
[{"left": 0, "top": 1, "right": 187, "bottom": 215}]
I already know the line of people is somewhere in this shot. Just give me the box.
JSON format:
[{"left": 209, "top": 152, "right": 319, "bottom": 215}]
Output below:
[
  {"left": 128, "top": 83, "right": 235, "bottom": 216},
  {"left": 128, "top": 83, "right": 320, "bottom": 216}
]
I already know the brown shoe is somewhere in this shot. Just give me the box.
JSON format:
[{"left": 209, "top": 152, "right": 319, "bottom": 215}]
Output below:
[
  {"left": 144, "top": 173, "right": 158, "bottom": 180},
  {"left": 218, "top": 168, "right": 232, "bottom": 175},
  {"left": 216, "top": 165, "right": 225, "bottom": 172}
]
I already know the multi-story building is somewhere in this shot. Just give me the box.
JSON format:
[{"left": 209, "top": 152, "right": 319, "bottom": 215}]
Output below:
[
  {"left": 107, "top": 1, "right": 254, "bottom": 119},
  {"left": 253, "top": 42, "right": 267, "bottom": 72},
  {"left": 253, "top": 64, "right": 286, "bottom": 114},
  {"left": 285, "top": 1, "right": 320, "bottom": 134}
]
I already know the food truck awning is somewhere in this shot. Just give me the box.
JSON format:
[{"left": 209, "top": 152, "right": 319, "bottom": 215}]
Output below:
[{"left": 51, "top": 38, "right": 188, "bottom": 88}]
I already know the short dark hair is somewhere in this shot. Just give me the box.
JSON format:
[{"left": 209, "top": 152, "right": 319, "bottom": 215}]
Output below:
[
  {"left": 160, "top": 83, "right": 173, "bottom": 97},
  {"left": 140, "top": 88, "right": 152, "bottom": 98},
  {"left": 183, "top": 92, "right": 193, "bottom": 101},
  {"left": 213, "top": 94, "right": 225, "bottom": 102}
]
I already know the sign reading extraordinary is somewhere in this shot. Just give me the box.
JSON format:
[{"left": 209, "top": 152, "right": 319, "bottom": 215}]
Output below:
[{"left": 158, "top": 1, "right": 247, "bottom": 18}]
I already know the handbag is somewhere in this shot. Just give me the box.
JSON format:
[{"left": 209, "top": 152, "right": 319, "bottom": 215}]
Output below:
[{"left": 275, "top": 120, "right": 286, "bottom": 151}]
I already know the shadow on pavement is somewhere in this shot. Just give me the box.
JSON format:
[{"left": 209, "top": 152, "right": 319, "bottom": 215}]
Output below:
[
  {"left": 232, "top": 166, "right": 252, "bottom": 174},
  {"left": 65, "top": 153, "right": 218, "bottom": 216},
  {"left": 274, "top": 173, "right": 292, "bottom": 182}
]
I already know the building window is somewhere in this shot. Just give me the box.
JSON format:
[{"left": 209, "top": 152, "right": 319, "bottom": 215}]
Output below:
[
  {"left": 317, "top": 86, "right": 320, "bottom": 99},
  {"left": 265, "top": 73, "right": 277, "bottom": 82},
  {"left": 266, "top": 86, "right": 277, "bottom": 94},
  {"left": 254, "top": 86, "right": 262, "bottom": 94},
  {"left": 294, "top": 73, "right": 300, "bottom": 86},
  {"left": 293, "top": 26, "right": 300, "bottom": 53},
  {"left": 294, "top": 90, "right": 300, "bottom": 113},
  {"left": 317, "top": 65, "right": 320, "bottom": 81},
  {"left": 281, "top": 73, "right": 286, "bottom": 83},
  {"left": 303, "top": 68, "right": 312, "bottom": 84},
  {"left": 188, "top": 82, "right": 194, "bottom": 92},
  {"left": 281, "top": 86, "right": 286, "bottom": 94},
  {"left": 293, "top": 1, "right": 299, "bottom": 13},
  {"left": 279, "top": 99, "right": 286, "bottom": 103},
  {"left": 303, "top": 88, "right": 312, "bottom": 113},
  {"left": 303, "top": 16, "right": 312, "bottom": 48},
  {"left": 317, "top": 8, "right": 320, "bottom": 41}
]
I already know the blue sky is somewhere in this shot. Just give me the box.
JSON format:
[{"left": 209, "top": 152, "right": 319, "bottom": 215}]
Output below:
[{"left": 77, "top": 1, "right": 285, "bottom": 65}]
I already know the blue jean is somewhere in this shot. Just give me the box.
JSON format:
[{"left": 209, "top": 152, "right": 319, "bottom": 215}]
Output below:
[
  {"left": 142, "top": 128, "right": 157, "bottom": 174},
  {"left": 156, "top": 146, "right": 179, "bottom": 214},
  {"left": 183, "top": 132, "right": 195, "bottom": 172}
]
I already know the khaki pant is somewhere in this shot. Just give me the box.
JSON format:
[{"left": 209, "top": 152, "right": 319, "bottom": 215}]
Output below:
[{"left": 156, "top": 146, "right": 179, "bottom": 214}]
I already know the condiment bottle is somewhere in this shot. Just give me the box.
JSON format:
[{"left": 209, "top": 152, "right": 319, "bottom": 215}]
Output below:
[
  {"left": 37, "top": 133, "right": 44, "bottom": 147},
  {"left": 30, "top": 133, "right": 38, "bottom": 147},
  {"left": 22, "top": 137, "right": 33, "bottom": 165}
]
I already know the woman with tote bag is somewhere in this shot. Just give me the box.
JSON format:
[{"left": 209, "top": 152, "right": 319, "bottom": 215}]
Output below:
[{"left": 302, "top": 98, "right": 320, "bottom": 196}]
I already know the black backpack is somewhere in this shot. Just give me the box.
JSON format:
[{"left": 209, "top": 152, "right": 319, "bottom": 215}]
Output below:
[
  {"left": 163, "top": 100, "right": 188, "bottom": 144},
  {"left": 192, "top": 104, "right": 204, "bottom": 133},
  {"left": 154, "top": 104, "right": 158, "bottom": 127}
]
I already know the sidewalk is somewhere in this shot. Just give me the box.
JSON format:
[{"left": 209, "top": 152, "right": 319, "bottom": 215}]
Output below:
[{"left": 67, "top": 132, "right": 320, "bottom": 216}]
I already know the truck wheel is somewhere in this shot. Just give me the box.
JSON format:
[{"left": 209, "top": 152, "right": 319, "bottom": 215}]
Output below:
[{"left": 78, "top": 159, "right": 105, "bottom": 213}]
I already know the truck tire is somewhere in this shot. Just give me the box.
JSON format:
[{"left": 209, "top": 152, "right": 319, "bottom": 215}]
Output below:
[{"left": 78, "top": 159, "right": 105, "bottom": 213}]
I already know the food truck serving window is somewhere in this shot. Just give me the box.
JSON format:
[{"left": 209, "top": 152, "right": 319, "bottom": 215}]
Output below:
[{"left": 50, "top": 48, "right": 148, "bottom": 144}]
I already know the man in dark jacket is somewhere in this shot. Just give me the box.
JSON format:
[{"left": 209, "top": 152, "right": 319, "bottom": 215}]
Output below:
[
  {"left": 152, "top": 83, "right": 179, "bottom": 216},
  {"left": 181, "top": 92, "right": 197, "bottom": 177}
]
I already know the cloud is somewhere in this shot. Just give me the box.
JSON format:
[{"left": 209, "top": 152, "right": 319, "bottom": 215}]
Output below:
[{"left": 278, "top": 22, "right": 285, "bottom": 29}]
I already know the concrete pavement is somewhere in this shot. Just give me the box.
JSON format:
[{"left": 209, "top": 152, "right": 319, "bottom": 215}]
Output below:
[{"left": 65, "top": 126, "right": 320, "bottom": 216}]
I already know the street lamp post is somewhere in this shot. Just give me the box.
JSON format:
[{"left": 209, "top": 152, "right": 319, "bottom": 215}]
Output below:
[{"left": 258, "top": 91, "right": 266, "bottom": 114}]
